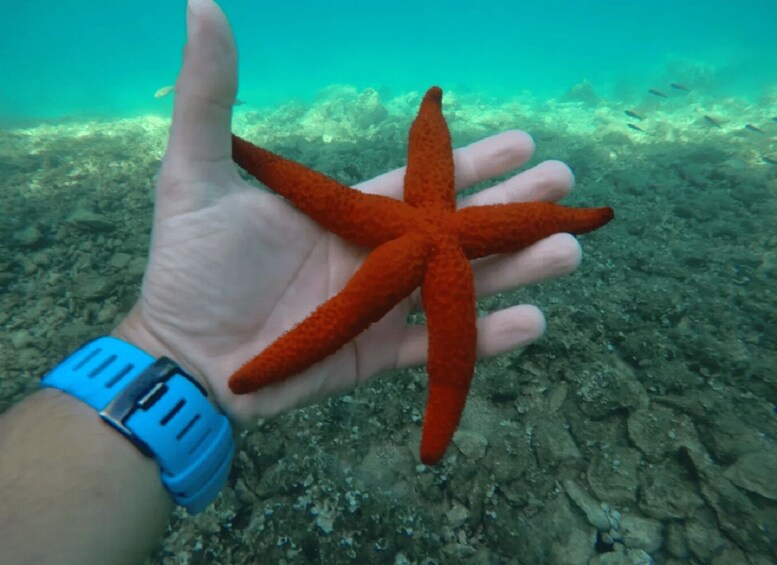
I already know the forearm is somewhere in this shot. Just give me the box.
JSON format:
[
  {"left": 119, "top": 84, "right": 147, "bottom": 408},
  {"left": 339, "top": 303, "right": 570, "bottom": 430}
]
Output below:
[{"left": 0, "top": 387, "right": 172, "bottom": 565}]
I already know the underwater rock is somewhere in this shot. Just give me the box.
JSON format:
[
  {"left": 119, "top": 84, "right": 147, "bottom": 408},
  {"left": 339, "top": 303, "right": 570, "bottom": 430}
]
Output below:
[
  {"left": 681, "top": 444, "right": 774, "bottom": 553},
  {"left": 444, "top": 501, "right": 470, "bottom": 528},
  {"left": 76, "top": 275, "right": 112, "bottom": 300},
  {"left": 486, "top": 426, "right": 533, "bottom": 472},
  {"left": 587, "top": 446, "right": 641, "bottom": 503},
  {"left": 723, "top": 451, "right": 777, "bottom": 500},
  {"left": 576, "top": 360, "right": 648, "bottom": 419},
  {"left": 354, "top": 88, "right": 388, "bottom": 129},
  {"left": 12, "top": 225, "right": 43, "bottom": 247},
  {"left": 127, "top": 256, "right": 147, "bottom": 278},
  {"left": 627, "top": 404, "right": 700, "bottom": 462},
  {"left": 452, "top": 429, "right": 488, "bottom": 461},
  {"left": 683, "top": 512, "right": 729, "bottom": 562},
  {"left": 108, "top": 252, "right": 132, "bottom": 270},
  {"left": 10, "top": 330, "right": 33, "bottom": 349},
  {"left": 561, "top": 80, "right": 600, "bottom": 105},
  {"left": 299, "top": 86, "right": 388, "bottom": 142},
  {"left": 664, "top": 522, "right": 690, "bottom": 560},
  {"left": 563, "top": 479, "right": 610, "bottom": 531},
  {"left": 638, "top": 463, "right": 704, "bottom": 520},
  {"left": 589, "top": 549, "right": 654, "bottom": 565},
  {"left": 95, "top": 303, "right": 119, "bottom": 325},
  {"left": 702, "top": 409, "right": 776, "bottom": 463},
  {"left": 354, "top": 444, "right": 413, "bottom": 492},
  {"left": 532, "top": 416, "right": 582, "bottom": 467},
  {"left": 619, "top": 513, "right": 664, "bottom": 553},
  {"left": 552, "top": 525, "right": 596, "bottom": 565},
  {"left": 545, "top": 496, "right": 596, "bottom": 565}
]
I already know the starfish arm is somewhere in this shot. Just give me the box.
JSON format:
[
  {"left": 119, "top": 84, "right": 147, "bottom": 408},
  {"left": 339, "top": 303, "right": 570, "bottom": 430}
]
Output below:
[
  {"left": 419, "top": 237, "right": 477, "bottom": 464},
  {"left": 452, "top": 202, "right": 614, "bottom": 259},
  {"left": 232, "top": 134, "right": 416, "bottom": 247},
  {"left": 404, "top": 87, "right": 456, "bottom": 212},
  {"left": 229, "top": 232, "right": 434, "bottom": 394}
]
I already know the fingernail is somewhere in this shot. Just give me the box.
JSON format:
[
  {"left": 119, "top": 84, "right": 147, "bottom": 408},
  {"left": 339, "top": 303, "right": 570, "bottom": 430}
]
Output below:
[{"left": 188, "top": 0, "right": 209, "bottom": 15}]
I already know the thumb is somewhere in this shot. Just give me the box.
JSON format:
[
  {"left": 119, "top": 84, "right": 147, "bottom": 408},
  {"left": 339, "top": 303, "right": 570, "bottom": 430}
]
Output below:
[{"left": 164, "top": 0, "right": 237, "bottom": 174}]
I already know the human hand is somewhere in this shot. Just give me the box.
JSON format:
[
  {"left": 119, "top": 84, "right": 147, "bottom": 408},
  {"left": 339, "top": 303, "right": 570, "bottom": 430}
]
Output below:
[{"left": 114, "top": 0, "right": 585, "bottom": 423}]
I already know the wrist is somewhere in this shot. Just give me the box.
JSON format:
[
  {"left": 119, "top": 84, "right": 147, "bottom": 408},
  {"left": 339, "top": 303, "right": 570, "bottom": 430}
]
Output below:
[
  {"left": 112, "top": 303, "right": 166, "bottom": 358},
  {"left": 0, "top": 388, "right": 172, "bottom": 563},
  {"left": 41, "top": 334, "right": 235, "bottom": 514},
  {"left": 113, "top": 303, "right": 213, "bottom": 398}
]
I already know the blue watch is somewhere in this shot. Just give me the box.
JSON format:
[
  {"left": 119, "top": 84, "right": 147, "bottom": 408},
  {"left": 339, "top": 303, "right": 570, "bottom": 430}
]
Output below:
[{"left": 41, "top": 336, "right": 234, "bottom": 514}]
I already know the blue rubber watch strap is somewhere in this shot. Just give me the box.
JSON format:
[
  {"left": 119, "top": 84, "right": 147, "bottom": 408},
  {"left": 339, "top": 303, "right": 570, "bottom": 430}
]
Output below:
[
  {"left": 42, "top": 337, "right": 154, "bottom": 410},
  {"left": 122, "top": 371, "right": 234, "bottom": 513},
  {"left": 41, "top": 336, "right": 234, "bottom": 514}
]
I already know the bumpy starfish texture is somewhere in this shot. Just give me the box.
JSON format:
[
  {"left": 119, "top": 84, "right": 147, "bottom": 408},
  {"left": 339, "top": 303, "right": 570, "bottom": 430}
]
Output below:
[{"left": 229, "top": 87, "right": 613, "bottom": 464}]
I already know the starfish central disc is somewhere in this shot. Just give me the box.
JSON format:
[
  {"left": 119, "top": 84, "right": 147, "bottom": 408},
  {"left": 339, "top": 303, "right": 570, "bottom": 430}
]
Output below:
[{"left": 416, "top": 210, "right": 452, "bottom": 240}]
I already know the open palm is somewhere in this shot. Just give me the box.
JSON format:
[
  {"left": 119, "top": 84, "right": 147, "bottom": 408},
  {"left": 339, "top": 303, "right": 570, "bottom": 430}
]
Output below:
[{"left": 114, "top": 0, "right": 584, "bottom": 423}]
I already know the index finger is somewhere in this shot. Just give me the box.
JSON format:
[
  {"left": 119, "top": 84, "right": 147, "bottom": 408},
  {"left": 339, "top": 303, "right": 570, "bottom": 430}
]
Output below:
[{"left": 357, "top": 130, "right": 536, "bottom": 199}]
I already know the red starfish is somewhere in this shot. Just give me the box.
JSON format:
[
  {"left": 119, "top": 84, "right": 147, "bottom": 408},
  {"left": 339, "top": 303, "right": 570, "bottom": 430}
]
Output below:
[{"left": 229, "top": 87, "right": 613, "bottom": 464}]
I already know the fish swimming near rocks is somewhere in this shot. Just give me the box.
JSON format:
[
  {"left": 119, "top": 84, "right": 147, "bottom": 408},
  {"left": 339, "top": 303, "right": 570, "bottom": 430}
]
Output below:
[
  {"left": 648, "top": 89, "right": 667, "bottom": 98},
  {"left": 627, "top": 123, "right": 644, "bottom": 132},
  {"left": 670, "top": 83, "right": 690, "bottom": 91},
  {"left": 624, "top": 110, "right": 644, "bottom": 121},
  {"left": 703, "top": 115, "right": 722, "bottom": 128},
  {"left": 745, "top": 124, "right": 765, "bottom": 134}
]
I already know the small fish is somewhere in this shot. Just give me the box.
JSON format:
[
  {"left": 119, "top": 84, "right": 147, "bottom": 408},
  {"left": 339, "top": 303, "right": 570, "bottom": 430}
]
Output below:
[
  {"left": 703, "top": 115, "right": 722, "bottom": 128},
  {"left": 772, "top": 117, "right": 777, "bottom": 123},
  {"left": 670, "top": 83, "right": 690, "bottom": 91},
  {"left": 624, "top": 110, "right": 644, "bottom": 120},
  {"left": 648, "top": 89, "right": 667, "bottom": 98},
  {"left": 155, "top": 84, "right": 243, "bottom": 105},
  {"left": 763, "top": 155, "right": 777, "bottom": 165},
  {"left": 745, "top": 124, "right": 765, "bottom": 134},
  {"left": 627, "top": 123, "right": 644, "bottom": 132},
  {"left": 154, "top": 85, "right": 175, "bottom": 99}
]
